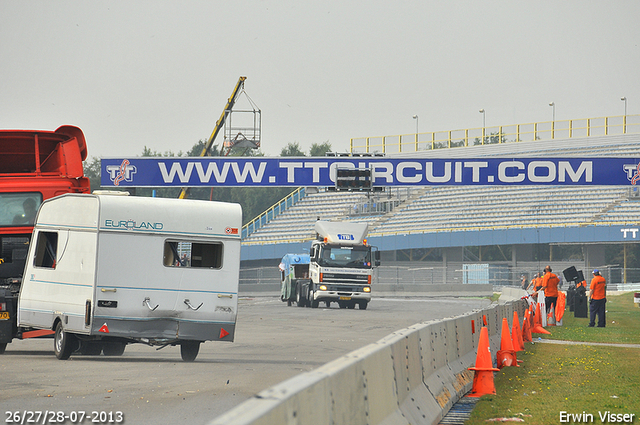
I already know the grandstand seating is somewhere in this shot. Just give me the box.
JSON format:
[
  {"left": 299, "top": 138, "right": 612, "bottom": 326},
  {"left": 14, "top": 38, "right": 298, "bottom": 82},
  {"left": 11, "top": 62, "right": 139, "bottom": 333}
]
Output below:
[
  {"left": 243, "top": 191, "right": 374, "bottom": 242},
  {"left": 242, "top": 186, "right": 638, "bottom": 244}
]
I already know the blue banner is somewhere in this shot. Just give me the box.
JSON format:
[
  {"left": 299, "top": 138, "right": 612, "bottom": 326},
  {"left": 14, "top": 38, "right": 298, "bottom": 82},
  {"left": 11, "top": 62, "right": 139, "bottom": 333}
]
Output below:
[{"left": 100, "top": 157, "right": 640, "bottom": 187}]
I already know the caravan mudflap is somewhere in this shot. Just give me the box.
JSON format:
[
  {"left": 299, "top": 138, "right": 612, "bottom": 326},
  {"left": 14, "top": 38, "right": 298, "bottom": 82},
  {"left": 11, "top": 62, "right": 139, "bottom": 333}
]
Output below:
[{"left": 89, "top": 317, "right": 235, "bottom": 343}]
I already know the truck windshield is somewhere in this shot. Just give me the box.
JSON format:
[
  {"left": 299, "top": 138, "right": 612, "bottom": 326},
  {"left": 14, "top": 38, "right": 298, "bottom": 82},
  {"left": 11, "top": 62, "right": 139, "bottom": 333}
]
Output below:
[
  {"left": 0, "top": 193, "right": 42, "bottom": 227},
  {"left": 318, "top": 245, "right": 371, "bottom": 268}
]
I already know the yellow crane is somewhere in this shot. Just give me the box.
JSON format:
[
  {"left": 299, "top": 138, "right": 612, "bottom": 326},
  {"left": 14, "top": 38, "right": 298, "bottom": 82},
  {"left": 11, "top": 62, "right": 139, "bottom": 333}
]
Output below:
[{"left": 178, "top": 76, "right": 247, "bottom": 199}]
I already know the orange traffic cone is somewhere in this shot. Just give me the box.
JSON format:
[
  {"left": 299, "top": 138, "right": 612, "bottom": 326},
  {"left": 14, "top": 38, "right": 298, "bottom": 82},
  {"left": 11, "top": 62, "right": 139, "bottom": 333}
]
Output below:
[
  {"left": 522, "top": 309, "right": 532, "bottom": 343},
  {"left": 547, "top": 304, "right": 556, "bottom": 326},
  {"left": 467, "top": 326, "right": 500, "bottom": 397},
  {"left": 496, "top": 317, "right": 519, "bottom": 368},
  {"left": 532, "top": 302, "right": 551, "bottom": 335},
  {"left": 511, "top": 311, "right": 525, "bottom": 352},
  {"left": 528, "top": 304, "right": 534, "bottom": 328}
]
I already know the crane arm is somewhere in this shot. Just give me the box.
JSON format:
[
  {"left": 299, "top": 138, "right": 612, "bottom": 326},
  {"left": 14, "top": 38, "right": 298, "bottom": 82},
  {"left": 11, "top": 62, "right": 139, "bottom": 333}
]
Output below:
[{"left": 179, "top": 76, "right": 247, "bottom": 199}]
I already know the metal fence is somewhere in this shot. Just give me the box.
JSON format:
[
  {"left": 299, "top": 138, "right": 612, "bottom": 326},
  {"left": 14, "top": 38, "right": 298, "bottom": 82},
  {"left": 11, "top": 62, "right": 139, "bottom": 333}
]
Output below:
[
  {"left": 239, "top": 266, "right": 281, "bottom": 285},
  {"left": 239, "top": 262, "right": 640, "bottom": 290},
  {"left": 350, "top": 114, "right": 640, "bottom": 154}
]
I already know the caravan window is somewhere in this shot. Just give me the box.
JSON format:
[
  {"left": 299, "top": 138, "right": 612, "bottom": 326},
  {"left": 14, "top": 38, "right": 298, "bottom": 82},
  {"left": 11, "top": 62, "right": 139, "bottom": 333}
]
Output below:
[
  {"left": 163, "top": 240, "right": 223, "bottom": 269},
  {"left": 33, "top": 231, "right": 58, "bottom": 269}
]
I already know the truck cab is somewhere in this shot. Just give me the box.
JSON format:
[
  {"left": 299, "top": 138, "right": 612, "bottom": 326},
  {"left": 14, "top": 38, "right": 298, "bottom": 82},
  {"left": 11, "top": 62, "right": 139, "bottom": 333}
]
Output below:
[
  {"left": 295, "top": 221, "right": 379, "bottom": 310},
  {"left": 0, "top": 126, "right": 90, "bottom": 354}
]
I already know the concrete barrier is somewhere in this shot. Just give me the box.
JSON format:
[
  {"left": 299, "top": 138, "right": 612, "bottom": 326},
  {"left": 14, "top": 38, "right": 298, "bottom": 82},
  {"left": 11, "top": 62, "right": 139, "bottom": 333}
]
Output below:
[
  {"left": 209, "top": 300, "right": 526, "bottom": 425},
  {"left": 500, "top": 286, "right": 529, "bottom": 302}
]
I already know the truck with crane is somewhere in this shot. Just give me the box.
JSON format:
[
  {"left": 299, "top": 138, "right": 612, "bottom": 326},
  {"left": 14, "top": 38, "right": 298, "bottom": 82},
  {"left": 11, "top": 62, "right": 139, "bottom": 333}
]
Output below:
[
  {"left": 0, "top": 126, "right": 91, "bottom": 354},
  {"left": 280, "top": 221, "right": 379, "bottom": 310}
]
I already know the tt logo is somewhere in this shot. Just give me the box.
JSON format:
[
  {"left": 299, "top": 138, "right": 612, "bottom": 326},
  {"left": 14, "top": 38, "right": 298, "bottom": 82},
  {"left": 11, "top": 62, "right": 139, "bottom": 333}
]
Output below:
[
  {"left": 621, "top": 228, "right": 639, "bottom": 238},
  {"left": 623, "top": 163, "right": 640, "bottom": 185},
  {"left": 106, "top": 159, "right": 137, "bottom": 186}
]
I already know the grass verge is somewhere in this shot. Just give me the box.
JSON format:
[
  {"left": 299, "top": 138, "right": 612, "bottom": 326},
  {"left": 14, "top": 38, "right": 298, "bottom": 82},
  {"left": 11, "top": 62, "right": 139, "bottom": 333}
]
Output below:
[{"left": 466, "top": 292, "right": 640, "bottom": 424}]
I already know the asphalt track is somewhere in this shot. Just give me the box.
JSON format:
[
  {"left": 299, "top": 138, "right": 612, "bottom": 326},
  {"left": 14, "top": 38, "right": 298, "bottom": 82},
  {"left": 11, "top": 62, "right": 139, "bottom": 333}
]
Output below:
[{"left": 0, "top": 295, "right": 490, "bottom": 425}]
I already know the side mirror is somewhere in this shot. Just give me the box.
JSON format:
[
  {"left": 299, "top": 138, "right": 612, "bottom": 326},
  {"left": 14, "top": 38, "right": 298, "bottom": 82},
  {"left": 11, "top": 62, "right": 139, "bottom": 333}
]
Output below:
[
  {"left": 375, "top": 260, "right": 381, "bottom": 267},
  {"left": 375, "top": 251, "right": 381, "bottom": 261}
]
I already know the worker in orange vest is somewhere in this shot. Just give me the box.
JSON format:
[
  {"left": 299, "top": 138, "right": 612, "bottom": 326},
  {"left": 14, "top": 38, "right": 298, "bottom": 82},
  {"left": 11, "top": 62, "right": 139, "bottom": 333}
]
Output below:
[
  {"left": 541, "top": 265, "right": 560, "bottom": 314},
  {"left": 535, "top": 272, "right": 544, "bottom": 291},
  {"left": 588, "top": 269, "right": 607, "bottom": 327},
  {"left": 529, "top": 272, "right": 539, "bottom": 291}
]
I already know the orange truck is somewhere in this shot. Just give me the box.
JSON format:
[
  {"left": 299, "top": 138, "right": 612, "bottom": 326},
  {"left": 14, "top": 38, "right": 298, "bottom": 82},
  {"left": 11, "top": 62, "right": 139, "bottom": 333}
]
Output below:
[{"left": 0, "top": 126, "right": 90, "bottom": 353}]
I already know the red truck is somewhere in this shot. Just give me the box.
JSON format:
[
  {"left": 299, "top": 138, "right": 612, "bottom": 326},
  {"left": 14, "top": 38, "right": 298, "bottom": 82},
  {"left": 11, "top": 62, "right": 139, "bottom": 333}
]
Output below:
[{"left": 0, "top": 125, "right": 90, "bottom": 353}]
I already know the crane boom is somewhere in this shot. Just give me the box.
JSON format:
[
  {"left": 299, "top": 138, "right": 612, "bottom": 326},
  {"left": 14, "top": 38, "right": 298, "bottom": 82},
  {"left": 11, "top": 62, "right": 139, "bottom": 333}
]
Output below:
[{"left": 178, "top": 76, "right": 247, "bottom": 199}]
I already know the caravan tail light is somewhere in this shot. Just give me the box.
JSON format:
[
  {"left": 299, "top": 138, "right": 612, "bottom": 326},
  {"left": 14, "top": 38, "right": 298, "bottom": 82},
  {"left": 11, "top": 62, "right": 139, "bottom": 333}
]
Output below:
[{"left": 0, "top": 302, "right": 6, "bottom": 311}]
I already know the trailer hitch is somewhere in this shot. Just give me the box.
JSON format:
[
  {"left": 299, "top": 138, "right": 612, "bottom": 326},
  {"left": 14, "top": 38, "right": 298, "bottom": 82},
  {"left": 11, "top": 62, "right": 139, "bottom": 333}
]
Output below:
[
  {"left": 143, "top": 297, "right": 159, "bottom": 311},
  {"left": 184, "top": 299, "right": 203, "bottom": 311}
]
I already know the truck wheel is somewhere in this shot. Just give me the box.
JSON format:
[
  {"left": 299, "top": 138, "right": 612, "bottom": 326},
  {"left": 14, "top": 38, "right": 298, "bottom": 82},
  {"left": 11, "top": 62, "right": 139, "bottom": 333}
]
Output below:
[
  {"left": 296, "top": 285, "right": 306, "bottom": 307},
  {"left": 54, "top": 322, "right": 76, "bottom": 360},
  {"left": 103, "top": 342, "right": 126, "bottom": 356},
  {"left": 0, "top": 343, "right": 6, "bottom": 354},
  {"left": 180, "top": 341, "right": 200, "bottom": 362},
  {"left": 358, "top": 301, "right": 368, "bottom": 310},
  {"left": 305, "top": 287, "right": 312, "bottom": 308}
]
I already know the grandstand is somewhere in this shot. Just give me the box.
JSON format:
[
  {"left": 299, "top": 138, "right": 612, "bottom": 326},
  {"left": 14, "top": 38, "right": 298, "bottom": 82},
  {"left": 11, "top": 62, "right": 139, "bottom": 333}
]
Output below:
[{"left": 241, "top": 131, "right": 640, "bottom": 290}]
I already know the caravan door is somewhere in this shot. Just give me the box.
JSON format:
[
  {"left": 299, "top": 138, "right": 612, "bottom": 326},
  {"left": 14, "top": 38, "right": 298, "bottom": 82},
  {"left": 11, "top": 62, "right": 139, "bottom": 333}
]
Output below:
[{"left": 93, "top": 232, "right": 180, "bottom": 339}]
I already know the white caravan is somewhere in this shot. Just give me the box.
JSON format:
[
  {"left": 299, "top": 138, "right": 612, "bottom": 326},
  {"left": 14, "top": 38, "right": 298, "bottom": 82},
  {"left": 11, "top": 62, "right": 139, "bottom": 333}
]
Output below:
[{"left": 17, "top": 192, "right": 242, "bottom": 361}]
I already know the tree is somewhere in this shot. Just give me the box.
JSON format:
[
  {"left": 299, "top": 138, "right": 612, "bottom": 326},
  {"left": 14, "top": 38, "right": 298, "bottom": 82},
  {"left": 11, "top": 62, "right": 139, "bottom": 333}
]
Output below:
[
  {"left": 473, "top": 132, "right": 507, "bottom": 146},
  {"left": 83, "top": 156, "right": 101, "bottom": 191},
  {"left": 309, "top": 141, "right": 332, "bottom": 156},
  {"left": 280, "top": 142, "right": 305, "bottom": 157}
]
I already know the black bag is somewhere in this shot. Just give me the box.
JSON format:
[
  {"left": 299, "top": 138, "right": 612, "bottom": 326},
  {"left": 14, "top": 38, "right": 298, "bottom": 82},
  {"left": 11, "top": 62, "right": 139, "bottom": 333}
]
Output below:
[
  {"left": 563, "top": 266, "right": 579, "bottom": 282},
  {"left": 574, "top": 289, "right": 588, "bottom": 318}
]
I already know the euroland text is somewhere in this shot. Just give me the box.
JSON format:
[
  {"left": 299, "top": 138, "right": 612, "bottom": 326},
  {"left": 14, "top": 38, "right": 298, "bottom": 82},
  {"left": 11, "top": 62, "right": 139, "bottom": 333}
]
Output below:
[{"left": 559, "top": 411, "right": 635, "bottom": 423}]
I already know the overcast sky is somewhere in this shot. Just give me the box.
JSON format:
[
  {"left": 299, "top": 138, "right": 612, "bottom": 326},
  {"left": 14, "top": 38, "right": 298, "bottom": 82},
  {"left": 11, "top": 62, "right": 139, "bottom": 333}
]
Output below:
[{"left": 2, "top": 1, "right": 639, "bottom": 159}]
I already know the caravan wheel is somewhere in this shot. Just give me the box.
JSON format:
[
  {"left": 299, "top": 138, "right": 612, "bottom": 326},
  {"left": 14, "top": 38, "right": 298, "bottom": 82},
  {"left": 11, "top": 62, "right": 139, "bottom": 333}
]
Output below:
[
  {"left": 0, "top": 343, "right": 6, "bottom": 354},
  {"left": 54, "top": 322, "right": 76, "bottom": 360},
  {"left": 180, "top": 341, "right": 201, "bottom": 362}
]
